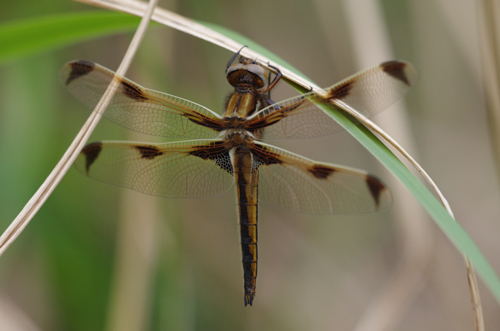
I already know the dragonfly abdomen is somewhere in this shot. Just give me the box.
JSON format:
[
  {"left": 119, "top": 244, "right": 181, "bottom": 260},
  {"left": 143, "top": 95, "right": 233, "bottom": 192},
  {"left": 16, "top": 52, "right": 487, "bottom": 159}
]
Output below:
[{"left": 233, "top": 148, "right": 259, "bottom": 306}]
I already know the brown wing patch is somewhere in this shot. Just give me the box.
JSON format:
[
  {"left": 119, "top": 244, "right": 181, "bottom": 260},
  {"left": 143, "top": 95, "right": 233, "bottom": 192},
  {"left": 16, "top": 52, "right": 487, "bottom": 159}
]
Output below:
[
  {"left": 81, "top": 142, "right": 102, "bottom": 173},
  {"left": 185, "top": 112, "right": 226, "bottom": 131},
  {"left": 308, "top": 164, "right": 336, "bottom": 180},
  {"left": 245, "top": 98, "right": 306, "bottom": 132},
  {"left": 189, "top": 141, "right": 233, "bottom": 175},
  {"left": 66, "top": 60, "right": 95, "bottom": 86},
  {"left": 120, "top": 80, "right": 149, "bottom": 101},
  {"left": 326, "top": 80, "right": 354, "bottom": 100},
  {"left": 381, "top": 61, "right": 410, "bottom": 86},
  {"left": 250, "top": 143, "right": 283, "bottom": 166},
  {"left": 135, "top": 145, "right": 163, "bottom": 159},
  {"left": 365, "top": 174, "right": 386, "bottom": 207}
]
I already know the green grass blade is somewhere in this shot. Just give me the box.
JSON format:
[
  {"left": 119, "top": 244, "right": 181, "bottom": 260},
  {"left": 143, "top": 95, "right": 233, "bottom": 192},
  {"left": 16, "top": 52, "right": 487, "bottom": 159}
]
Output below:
[
  {"left": 205, "top": 20, "right": 500, "bottom": 303},
  {"left": 0, "top": 12, "right": 141, "bottom": 63},
  {"left": 317, "top": 103, "right": 500, "bottom": 303}
]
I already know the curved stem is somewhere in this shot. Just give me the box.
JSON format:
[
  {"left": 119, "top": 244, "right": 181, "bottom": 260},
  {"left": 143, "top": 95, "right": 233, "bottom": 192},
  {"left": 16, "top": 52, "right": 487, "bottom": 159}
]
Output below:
[{"left": 0, "top": 0, "right": 159, "bottom": 256}]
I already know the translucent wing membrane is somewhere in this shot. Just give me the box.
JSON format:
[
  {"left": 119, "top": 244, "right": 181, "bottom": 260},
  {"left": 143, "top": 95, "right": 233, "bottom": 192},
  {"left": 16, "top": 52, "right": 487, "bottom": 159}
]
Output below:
[
  {"left": 60, "top": 61, "right": 224, "bottom": 139},
  {"left": 251, "top": 141, "right": 391, "bottom": 214},
  {"left": 75, "top": 139, "right": 234, "bottom": 198},
  {"left": 247, "top": 61, "right": 418, "bottom": 139},
  {"left": 247, "top": 93, "right": 338, "bottom": 139}
]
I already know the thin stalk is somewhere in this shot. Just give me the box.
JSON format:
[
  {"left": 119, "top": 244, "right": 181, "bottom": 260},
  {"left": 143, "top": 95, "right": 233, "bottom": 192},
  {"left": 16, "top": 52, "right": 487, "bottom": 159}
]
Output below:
[
  {"left": 478, "top": 0, "right": 500, "bottom": 186},
  {"left": 76, "top": 0, "right": 324, "bottom": 92},
  {"left": 0, "top": 0, "right": 159, "bottom": 256},
  {"left": 105, "top": 190, "right": 159, "bottom": 331}
]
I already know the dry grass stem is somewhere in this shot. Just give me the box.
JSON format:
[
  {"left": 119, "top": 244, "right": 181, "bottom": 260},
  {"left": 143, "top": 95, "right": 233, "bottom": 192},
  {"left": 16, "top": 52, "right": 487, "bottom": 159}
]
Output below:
[
  {"left": 76, "top": 0, "right": 325, "bottom": 92},
  {"left": 0, "top": 296, "right": 43, "bottom": 331},
  {"left": 478, "top": 0, "right": 500, "bottom": 182},
  {"left": 105, "top": 190, "right": 160, "bottom": 331},
  {"left": 474, "top": 0, "right": 500, "bottom": 329},
  {"left": 0, "top": 0, "right": 159, "bottom": 256}
]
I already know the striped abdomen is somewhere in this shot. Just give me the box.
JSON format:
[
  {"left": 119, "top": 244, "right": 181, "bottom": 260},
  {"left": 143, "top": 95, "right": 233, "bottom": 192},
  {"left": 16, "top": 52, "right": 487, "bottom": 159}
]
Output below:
[{"left": 233, "top": 147, "right": 258, "bottom": 306}]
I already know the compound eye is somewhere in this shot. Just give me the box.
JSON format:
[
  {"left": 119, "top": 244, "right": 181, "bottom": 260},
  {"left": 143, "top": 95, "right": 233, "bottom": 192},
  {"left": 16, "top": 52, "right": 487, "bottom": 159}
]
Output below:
[
  {"left": 245, "top": 64, "right": 267, "bottom": 85},
  {"left": 226, "top": 63, "right": 245, "bottom": 75}
]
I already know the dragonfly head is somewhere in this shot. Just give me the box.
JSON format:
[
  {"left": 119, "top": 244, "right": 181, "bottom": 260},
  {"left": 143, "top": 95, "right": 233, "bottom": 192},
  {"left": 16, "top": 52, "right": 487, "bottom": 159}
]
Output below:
[{"left": 226, "top": 58, "right": 268, "bottom": 89}]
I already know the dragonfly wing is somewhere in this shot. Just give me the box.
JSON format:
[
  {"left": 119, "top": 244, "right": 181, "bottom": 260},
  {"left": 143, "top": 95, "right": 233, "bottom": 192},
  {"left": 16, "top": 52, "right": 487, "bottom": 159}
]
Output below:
[
  {"left": 250, "top": 141, "right": 391, "bottom": 214},
  {"left": 246, "top": 93, "right": 340, "bottom": 139},
  {"left": 75, "top": 139, "right": 234, "bottom": 198},
  {"left": 247, "top": 61, "right": 418, "bottom": 139},
  {"left": 60, "top": 61, "right": 224, "bottom": 139}
]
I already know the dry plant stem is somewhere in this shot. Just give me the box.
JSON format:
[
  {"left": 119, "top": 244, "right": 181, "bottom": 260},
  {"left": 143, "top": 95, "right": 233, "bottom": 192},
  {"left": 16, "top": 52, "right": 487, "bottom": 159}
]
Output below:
[
  {"left": 475, "top": 0, "right": 500, "bottom": 328},
  {"left": 0, "top": 296, "right": 43, "bottom": 331},
  {"left": 106, "top": 3, "right": 177, "bottom": 326},
  {"left": 0, "top": 0, "right": 159, "bottom": 256},
  {"left": 478, "top": 0, "right": 500, "bottom": 183},
  {"left": 76, "top": 0, "right": 324, "bottom": 93},
  {"left": 105, "top": 190, "right": 159, "bottom": 331}
]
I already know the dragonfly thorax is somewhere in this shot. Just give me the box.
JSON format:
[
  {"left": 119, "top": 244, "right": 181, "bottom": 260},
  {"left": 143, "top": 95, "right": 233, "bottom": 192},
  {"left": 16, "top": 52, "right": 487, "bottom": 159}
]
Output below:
[
  {"left": 222, "top": 115, "right": 248, "bottom": 128},
  {"left": 223, "top": 129, "right": 254, "bottom": 147}
]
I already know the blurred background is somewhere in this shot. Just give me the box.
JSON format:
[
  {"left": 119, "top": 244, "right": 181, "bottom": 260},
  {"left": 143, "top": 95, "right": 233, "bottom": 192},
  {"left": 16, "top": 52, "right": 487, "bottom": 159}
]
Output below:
[{"left": 0, "top": 0, "right": 499, "bottom": 330}]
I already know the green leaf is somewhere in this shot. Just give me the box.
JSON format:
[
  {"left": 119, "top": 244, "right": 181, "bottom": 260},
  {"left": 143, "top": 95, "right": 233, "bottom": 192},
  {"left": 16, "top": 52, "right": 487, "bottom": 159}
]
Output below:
[
  {"left": 205, "top": 20, "right": 500, "bottom": 303},
  {"left": 0, "top": 11, "right": 141, "bottom": 63},
  {"left": 316, "top": 102, "right": 500, "bottom": 303}
]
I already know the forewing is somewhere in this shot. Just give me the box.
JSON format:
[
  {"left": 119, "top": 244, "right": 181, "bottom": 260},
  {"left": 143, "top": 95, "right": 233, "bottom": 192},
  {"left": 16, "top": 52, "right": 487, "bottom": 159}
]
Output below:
[
  {"left": 247, "top": 61, "right": 418, "bottom": 139},
  {"left": 250, "top": 141, "right": 391, "bottom": 214},
  {"left": 60, "top": 60, "right": 224, "bottom": 139},
  {"left": 75, "top": 139, "right": 234, "bottom": 198}
]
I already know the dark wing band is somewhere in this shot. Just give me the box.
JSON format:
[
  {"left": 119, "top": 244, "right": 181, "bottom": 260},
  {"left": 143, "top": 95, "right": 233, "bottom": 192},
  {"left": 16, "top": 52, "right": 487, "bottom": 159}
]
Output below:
[
  {"left": 75, "top": 139, "right": 234, "bottom": 198},
  {"left": 246, "top": 61, "right": 418, "bottom": 139},
  {"left": 250, "top": 141, "right": 391, "bottom": 214},
  {"left": 60, "top": 60, "right": 224, "bottom": 139}
]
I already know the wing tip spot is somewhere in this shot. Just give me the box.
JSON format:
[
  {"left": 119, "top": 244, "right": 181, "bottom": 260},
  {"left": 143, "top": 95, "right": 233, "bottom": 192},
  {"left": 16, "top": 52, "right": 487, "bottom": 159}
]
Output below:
[
  {"left": 365, "top": 174, "right": 387, "bottom": 208},
  {"left": 380, "top": 61, "right": 410, "bottom": 86},
  {"left": 81, "top": 142, "right": 102, "bottom": 173},
  {"left": 66, "top": 60, "right": 95, "bottom": 85}
]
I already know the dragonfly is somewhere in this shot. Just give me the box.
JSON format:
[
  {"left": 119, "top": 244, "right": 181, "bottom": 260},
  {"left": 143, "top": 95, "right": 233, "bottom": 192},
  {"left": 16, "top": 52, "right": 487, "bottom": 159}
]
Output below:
[{"left": 59, "top": 49, "right": 417, "bottom": 306}]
